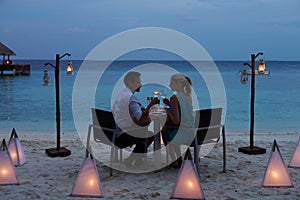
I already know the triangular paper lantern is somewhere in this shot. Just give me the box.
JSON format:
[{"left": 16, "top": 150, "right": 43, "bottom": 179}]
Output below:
[
  {"left": 171, "top": 148, "right": 205, "bottom": 199},
  {"left": 288, "top": 137, "right": 300, "bottom": 168},
  {"left": 262, "top": 140, "right": 293, "bottom": 187},
  {"left": 0, "top": 139, "right": 20, "bottom": 185},
  {"left": 70, "top": 152, "right": 104, "bottom": 198},
  {"left": 8, "top": 128, "right": 26, "bottom": 166}
]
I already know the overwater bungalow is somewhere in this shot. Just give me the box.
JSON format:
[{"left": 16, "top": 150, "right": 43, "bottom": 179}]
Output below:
[{"left": 0, "top": 42, "right": 30, "bottom": 76}]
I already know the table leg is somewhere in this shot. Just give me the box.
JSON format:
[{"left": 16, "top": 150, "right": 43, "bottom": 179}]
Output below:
[{"left": 153, "top": 118, "right": 162, "bottom": 166}]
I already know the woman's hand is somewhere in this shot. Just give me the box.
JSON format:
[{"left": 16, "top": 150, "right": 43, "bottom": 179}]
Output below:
[{"left": 163, "top": 98, "right": 170, "bottom": 106}]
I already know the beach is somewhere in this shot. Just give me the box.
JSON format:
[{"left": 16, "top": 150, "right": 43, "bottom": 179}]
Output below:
[
  {"left": 2, "top": 0, "right": 300, "bottom": 199},
  {"left": 1, "top": 131, "right": 300, "bottom": 200}
]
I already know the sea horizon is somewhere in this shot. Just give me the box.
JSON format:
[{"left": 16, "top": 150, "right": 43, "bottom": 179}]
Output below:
[{"left": 1, "top": 60, "right": 299, "bottom": 135}]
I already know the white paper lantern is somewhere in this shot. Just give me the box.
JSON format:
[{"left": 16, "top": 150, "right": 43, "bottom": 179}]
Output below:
[
  {"left": 8, "top": 128, "right": 26, "bottom": 166},
  {"left": 288, "top": 137, "right": 300, "bottom": 168},
  {"left": 0, "top": 139, "right": 19, "bottom": 185},
  {"left": 262, "top": 140, "right": 293, "bottom": 187},
  {"left": 171, "top": 148, "right": 205, "bottom": 199},
  {"left": 70, "top": 153, "right": 104, "bottom": 198}
]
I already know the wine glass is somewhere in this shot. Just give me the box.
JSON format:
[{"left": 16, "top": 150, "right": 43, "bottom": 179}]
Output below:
[
  {"left": 153, "top": 90, "right": 160, "bottom": 98},
  {"left": 160, "top": 92, "right": 166, "bottom": 99},
  {"left": 160, "top": 89, "right": 169, "bottom": 109}
]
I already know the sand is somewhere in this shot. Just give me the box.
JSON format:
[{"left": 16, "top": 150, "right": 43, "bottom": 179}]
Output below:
[{"left": 1, "top": 131, "right": 300, "bottom": 200}]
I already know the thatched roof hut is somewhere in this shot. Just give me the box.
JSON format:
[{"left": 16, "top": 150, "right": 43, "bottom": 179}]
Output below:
[
  {"left": 0, "top": 42, "right": 16, "bottom": 56},
  {"left": 0, "top": 42, "right": 30, "bottom": 76}
]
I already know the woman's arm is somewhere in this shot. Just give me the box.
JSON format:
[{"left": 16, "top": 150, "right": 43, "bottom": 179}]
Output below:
[{"left": 166, "top": 95, "right": 180, "bottom": 125}]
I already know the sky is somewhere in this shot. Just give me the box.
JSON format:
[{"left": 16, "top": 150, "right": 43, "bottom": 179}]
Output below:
[{"left": 1, "top": 0, "right": 300, "bottom": 60}]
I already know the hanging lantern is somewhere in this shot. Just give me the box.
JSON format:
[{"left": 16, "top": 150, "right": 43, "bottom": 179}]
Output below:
[
  {"left": 43, "top": 70, "right": 50, "bottom": 86},
  {"left": 70, "top": 151, "right": 104, "bottom": 198},
  {"left": 8, "top": 128, "right": 26, "bottom": 166},
  {"left": 5, "top": 59, "right": 12, "bottom": 65},
  {"left": 258, "top": 59, "right": 266, "bottom": 74},
  {"left": 170, "top": 148, "right": 205, "bottom": 199},
  {"left": 288, "top": 137, "right": 300, "bottom": 168},
  {"left": 66, "top": 59, "right": 73, "bottom": 75},
  {"left": 0, "top": 139, "right": 20, "bottom": 185},
  {"left": 262, "top": 140, "right": 293, "bottom": 187},
  {"left": 240, "top": 69, "right": 248, "bottom": 84}
]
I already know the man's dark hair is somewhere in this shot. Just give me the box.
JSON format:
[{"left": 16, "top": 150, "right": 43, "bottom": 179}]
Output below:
[{"left": 123, "top": 71, "right": 141, "bottom": 87}]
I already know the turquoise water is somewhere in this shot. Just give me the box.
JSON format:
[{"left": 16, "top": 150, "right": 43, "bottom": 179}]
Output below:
[{"left": 0, "top": 60, "right": 299, "bottom": 134}]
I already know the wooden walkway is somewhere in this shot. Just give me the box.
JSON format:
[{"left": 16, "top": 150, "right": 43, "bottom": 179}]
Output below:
[{"left": 0, "top": 64, "right": 30, "bottom": 76}]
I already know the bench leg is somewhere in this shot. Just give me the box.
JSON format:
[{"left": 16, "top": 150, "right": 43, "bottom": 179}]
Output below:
[
  {"left": 166, "top": 145, "right": 169, "bottom": 165},
  {"left": 110, "top": 134, "right": 118, "bottom": 177},
  {"left": 120, "top": 149, "right": 123, "bottom": 164},
  {"left": 109, "top": 146, "right": 114, "bottom": 176},
  {"left": 86, "top": 124, "right": 93, "bottom": 157},
  {"left": 222, "top": 125, "right": 226, "bottom": 173},
  {"left": 114, "top": 148, "right": 119, "bottom": 162},
  {"left": 193, "top": 138, "right": 200, "bottom": 174}
]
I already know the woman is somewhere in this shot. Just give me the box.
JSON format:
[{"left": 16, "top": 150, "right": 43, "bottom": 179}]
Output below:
[{"left": 162, "top": 74, "right": 195, "bottom": 168}]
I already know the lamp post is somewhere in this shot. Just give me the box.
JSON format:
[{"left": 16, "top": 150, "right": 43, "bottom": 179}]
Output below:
[
  {"left": 238, "top": 52, "right": 269, "bottom": 155},
  {"left": 44, "top": 53, "right": 72, "bottom": 157}
]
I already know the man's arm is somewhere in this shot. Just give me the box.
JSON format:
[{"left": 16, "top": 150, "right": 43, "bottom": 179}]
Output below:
[{"left": 129, "top": 96, "right": 159, "bottom": 127}]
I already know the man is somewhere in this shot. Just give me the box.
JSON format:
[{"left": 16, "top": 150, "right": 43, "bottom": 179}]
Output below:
[{"left": 112, "top": 71, "right": 159, "bottom": 167}]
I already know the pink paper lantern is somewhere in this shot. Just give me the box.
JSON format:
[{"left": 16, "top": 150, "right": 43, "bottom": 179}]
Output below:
[
  {"left": 0, "top": 139, "right": 19, "bottom": 185},
  {"left": 288, "top": 137, "right": 300, "bottom": 168},
  {"left": 171, "top": 148, "right": 205, "bottom": 199},
  {"left": 70, "top": 153, "right": 104, "bottom": 198},
  {"left": 262, "top": 140, "right": 293, "bottom": 187},
  {"left": 8, "top": 128, "right": 26, "bottom": 166}
]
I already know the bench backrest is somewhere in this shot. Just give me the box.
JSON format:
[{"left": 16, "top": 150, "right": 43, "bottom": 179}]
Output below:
[
  {"left": 91, "top": 108, "right": 116, "bottom": 145},
  {"left": 91, "top": 107, "right": 223, "bottom": 146},
  {"left": 192, "top": 107, "right": 222, "bottom": 145}
]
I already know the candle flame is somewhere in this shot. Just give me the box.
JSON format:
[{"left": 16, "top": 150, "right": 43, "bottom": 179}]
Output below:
[
  {"left": 187, "top": 180, "right": 193, "bottom": 188},
  {"left": 1, "top": 169, "right": 7, "bottom": 175},
  {"left": 11, "top": 153, "right": 17, "bottom": 158},
  {"left": 67, "top": 66, "right": 72, "bottom": 72},
  {"left": 272, "top": 171, "right": 278, "bottom": 178},
  {"left": 89, "top": 179, "right": 94, "bottom": 186}
]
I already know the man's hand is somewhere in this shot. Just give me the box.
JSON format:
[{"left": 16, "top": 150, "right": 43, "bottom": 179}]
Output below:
[{"left": 149, "top": 97, "right": 159, "bottom": 106}]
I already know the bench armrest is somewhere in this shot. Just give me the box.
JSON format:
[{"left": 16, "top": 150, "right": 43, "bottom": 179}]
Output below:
[{"left": 195, "top": 124, "right": 223, "bottom": 131}]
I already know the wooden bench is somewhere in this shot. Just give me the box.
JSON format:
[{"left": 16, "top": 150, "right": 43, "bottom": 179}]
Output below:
[
  {"left": 191, "top": 107, "right": 226, "bottom": 173},
  {"left": 87, "top": 108, "right": 149, "bottom": 176},
  {"left": 87, "top": 108, "right": 121, "bottom": 176},
  {"left": 87, "top": 107, "right": 226, "bottom": 176}
]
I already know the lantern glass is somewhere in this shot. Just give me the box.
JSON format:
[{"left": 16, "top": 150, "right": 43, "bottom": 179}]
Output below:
[
  {"left": 240, "top": 69, "right": 248, "bottom": 84},
  {"left": 66, "top": 60, "right": 73, "bottom": 75},
  {"left": 43, "top": 70, "right": 50, "bottom": 86},
  {"left": 70, "top": 156, "right": 104, "bottom": 198},
  {"left": 258, "top": 59, "right": 266, "bottom": 73}
]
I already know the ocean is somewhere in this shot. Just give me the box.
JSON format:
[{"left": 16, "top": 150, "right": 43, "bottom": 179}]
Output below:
[{"left": 0, "top": 60, "right": 299, "bottom": 135}]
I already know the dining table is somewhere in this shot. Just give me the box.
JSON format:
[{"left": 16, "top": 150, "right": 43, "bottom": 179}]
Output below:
[{"left": 149, "top": 107, "right": 167, "bottom": 167}]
